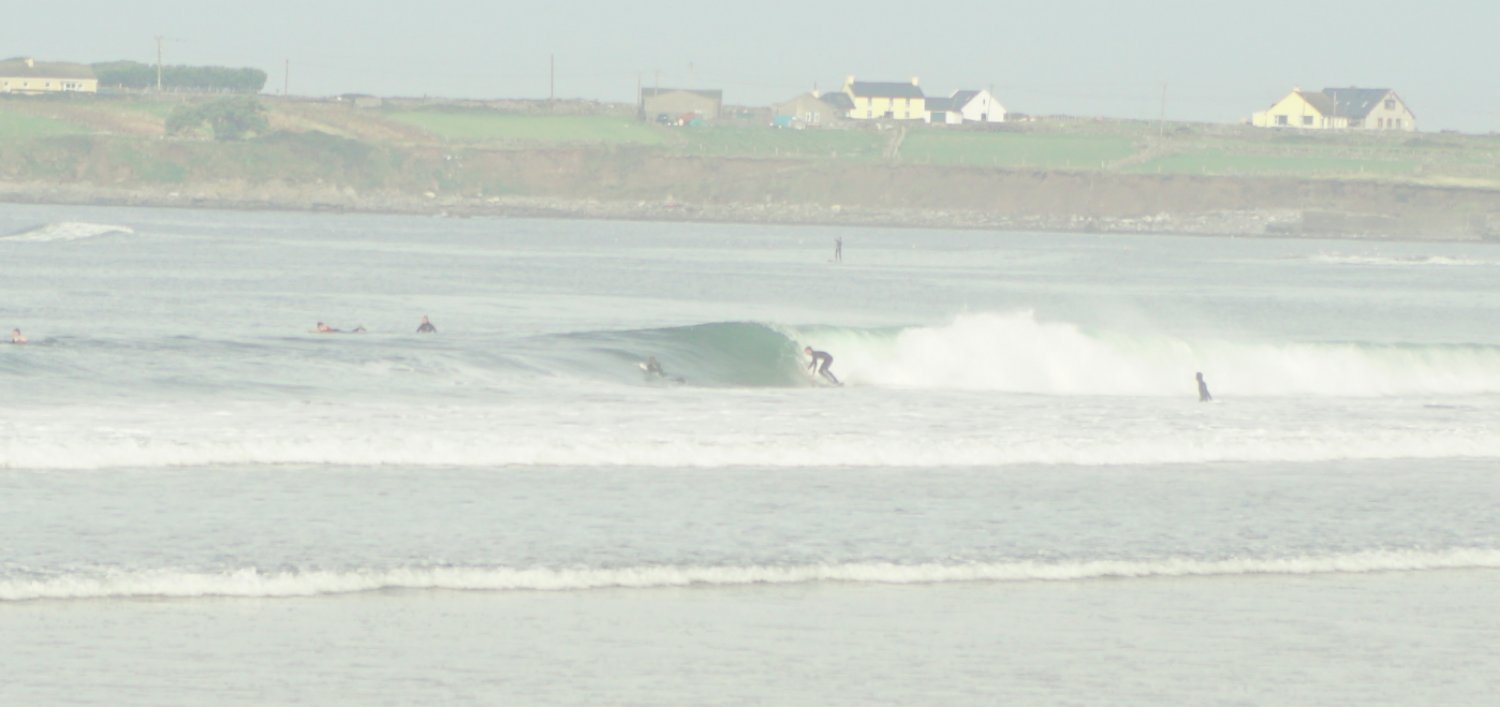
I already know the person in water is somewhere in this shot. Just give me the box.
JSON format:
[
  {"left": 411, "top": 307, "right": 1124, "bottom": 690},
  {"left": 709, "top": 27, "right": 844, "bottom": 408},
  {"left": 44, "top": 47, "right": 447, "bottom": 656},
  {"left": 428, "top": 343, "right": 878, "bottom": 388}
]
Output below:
[
  {"left": 315, "top": 322, "right": 338, "bottom": 333},
  {"left": 804, "top": 346, "right": 840, "bottom": 385},
  {"left": 1196, "top": 372, "right": 1213, "bottom": 402},
  {"left": 10, "top": 328, "right": 25, "bottom": 344},
  {"left": 417, "top": 315, "right": 437, "bottom": 334},
  {"left": 642, "top": 356, "right": 665, "bottom": 377},
  {"left": 834, "top": 236, "right": 843, "bottom": 263}
]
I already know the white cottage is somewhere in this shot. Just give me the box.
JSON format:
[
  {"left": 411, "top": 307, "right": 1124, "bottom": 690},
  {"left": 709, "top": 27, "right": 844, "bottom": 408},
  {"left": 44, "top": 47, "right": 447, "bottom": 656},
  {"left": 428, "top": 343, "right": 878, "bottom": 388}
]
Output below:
[{"left": 925, "top": 89, "right": 1006, "bottom": 125}]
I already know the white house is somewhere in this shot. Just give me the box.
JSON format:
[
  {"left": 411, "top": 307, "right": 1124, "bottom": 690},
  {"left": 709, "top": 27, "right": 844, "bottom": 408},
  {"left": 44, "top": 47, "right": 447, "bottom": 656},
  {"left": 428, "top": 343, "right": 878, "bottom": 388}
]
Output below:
[{"left": 925, "top": 89, "right": 1006, "bottom": 125}]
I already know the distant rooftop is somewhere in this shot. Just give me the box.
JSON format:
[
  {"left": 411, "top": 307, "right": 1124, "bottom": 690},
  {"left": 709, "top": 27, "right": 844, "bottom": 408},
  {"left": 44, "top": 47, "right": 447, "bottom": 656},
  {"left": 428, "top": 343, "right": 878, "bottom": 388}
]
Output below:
[
  {"left": 847, "top": 80, "right": 924, "bottom": 99},
  {"left": 1321, "top": 87, "right": 1400, "bottom": 119},
  {"left": 0, "top": 57, "right": 95, "bottom": 79},
  {"left": 640, "top": 88, "right": 723, "bottom": 100}
]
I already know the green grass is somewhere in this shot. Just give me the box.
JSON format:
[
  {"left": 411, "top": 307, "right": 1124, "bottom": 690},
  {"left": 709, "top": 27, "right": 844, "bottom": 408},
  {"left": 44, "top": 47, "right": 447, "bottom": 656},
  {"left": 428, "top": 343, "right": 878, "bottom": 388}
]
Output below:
[
  {"left": 899, "top": 130, "right": 1138, "bottom": 169},
  {"left": 1125, "top": 151, "right": 1420, "bottom": 178},
  {"left": 0, "top": 108, "right": 89, "bottom": 140},
  {"left": 664, "top": 126, "right": 886, "bottom": 160},
  {"left": 383, "top": 111, "right": 665, "bottom": 145}
]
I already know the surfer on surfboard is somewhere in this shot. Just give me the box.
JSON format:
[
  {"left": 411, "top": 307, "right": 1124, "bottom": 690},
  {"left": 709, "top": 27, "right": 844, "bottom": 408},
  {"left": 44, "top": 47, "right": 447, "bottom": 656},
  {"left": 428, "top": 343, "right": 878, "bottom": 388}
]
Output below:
[{"left": 804, "top": 347, "right": 840, "bottom": 385}]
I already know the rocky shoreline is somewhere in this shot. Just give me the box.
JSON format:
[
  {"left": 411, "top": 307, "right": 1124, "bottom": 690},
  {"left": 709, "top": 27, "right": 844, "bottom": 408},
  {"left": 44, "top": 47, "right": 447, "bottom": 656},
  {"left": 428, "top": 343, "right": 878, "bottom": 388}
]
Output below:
[
  {"left": 2, "top": 177, "right": 1494, "bottom": 242},
  {"left": 0, "top": 180, "right": 1373, "bottom": 240}
]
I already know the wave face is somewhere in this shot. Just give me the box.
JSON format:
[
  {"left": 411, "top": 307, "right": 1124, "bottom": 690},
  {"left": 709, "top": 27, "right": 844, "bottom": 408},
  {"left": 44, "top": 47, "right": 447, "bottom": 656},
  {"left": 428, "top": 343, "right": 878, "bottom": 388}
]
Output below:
[
  {"left": 1, "top": 222, "right": 134, "bottom": 242},
  {"left": 6, "top": 313, "right": 1500, "bottom": 398},
  {"left": 6, "top": 549, "right": 1497, "bottom": 601},
  {"left": 778, "top": 311, "right": 1500, "bottom": 397},
  {"left": 531, "top": 312, "right": 1500, "bottom": 396}
]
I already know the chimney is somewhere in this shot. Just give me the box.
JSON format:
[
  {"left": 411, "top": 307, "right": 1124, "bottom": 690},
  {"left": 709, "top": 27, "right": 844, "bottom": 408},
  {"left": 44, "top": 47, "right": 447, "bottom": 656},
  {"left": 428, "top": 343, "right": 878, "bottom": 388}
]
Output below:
[
  {"left": 911, "top": 76, "right": 920, "bottom": 86},
  {"left": 24, "top": 57, "right": 35, "bottom": 68},
  {"left": 844, "top": 75, "right": 855, "bottom": 90}
]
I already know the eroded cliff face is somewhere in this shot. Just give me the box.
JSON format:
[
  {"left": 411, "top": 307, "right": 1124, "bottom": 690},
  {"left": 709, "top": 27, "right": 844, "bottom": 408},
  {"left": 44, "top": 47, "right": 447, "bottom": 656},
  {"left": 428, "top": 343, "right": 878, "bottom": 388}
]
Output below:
[{"left": 3, "top": 139, "right": 1497, "bottom": 240}]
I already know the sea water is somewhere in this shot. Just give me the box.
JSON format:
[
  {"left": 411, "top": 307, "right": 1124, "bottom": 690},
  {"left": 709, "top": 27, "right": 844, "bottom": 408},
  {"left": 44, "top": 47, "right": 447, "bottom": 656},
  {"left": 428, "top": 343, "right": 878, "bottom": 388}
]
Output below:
[{"left": 1, "top": 206, "right": 1497, "bottom": 705}]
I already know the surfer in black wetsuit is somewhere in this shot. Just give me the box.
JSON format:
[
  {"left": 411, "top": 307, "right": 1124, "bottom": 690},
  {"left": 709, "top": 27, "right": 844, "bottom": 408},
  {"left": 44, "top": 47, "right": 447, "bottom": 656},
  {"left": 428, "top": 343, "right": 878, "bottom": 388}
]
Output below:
[
  {"left": 1196, "top": 372, "right": 1212, "bottom": 402},
  {"left": 642, "top": 356, "right": 665, "bottom": 377},
  {"left": 804, "top": 347, "right": 840, "bottom": 385},
  {"left": 417, "top": 315, "right": 437, "bottom": 333}
]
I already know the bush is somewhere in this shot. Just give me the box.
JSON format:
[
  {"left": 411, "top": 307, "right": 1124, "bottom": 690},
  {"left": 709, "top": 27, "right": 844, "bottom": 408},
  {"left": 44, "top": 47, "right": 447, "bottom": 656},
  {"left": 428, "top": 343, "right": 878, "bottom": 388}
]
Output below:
[{"left": 166, "top": 97, "right": 269, "bottom": 141}]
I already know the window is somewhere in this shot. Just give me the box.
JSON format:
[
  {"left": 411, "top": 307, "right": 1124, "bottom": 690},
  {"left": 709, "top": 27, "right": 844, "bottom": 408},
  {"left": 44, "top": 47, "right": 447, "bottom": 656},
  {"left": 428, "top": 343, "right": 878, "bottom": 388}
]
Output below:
[
  {"left": 1276, "top": 115, "right": 1288, "bottom": 126},
  {"left": 1384, "top": 99, "right": 1395, "bottom": 110},
  {"left": 1302, "top": 115, "right": 1313, "bottom": 126}
]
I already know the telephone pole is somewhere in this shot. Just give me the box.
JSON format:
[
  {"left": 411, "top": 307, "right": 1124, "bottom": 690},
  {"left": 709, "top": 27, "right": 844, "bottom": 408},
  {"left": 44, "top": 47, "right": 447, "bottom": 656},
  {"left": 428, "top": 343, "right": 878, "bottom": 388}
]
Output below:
[
  {"left": 283, "top": 58, "right": 290, "bottom": 95},
  {"left": 549, "top": 53, "right": 555, "bottom": 104},
  {"left": 1158, "top": 82, "right": 1168, "bottom": 138},
  {"left": 155, "top": 35, "right": 165, "bottom": 91}
]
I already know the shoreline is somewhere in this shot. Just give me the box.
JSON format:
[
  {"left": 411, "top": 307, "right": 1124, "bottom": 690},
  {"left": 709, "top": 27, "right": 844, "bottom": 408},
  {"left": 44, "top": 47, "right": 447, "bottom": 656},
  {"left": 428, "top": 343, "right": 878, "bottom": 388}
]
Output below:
[{"left": 2, "top": 179, "right": 1495, "bottom": 243}]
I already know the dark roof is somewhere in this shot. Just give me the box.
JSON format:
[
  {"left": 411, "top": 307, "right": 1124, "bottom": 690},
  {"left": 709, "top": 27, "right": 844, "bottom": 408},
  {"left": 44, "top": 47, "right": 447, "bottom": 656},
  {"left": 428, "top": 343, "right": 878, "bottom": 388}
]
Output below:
[
  {"left": 848, "top": 81, "right": 923, "bottom": 99},
  {"left": 640, "top": 87, "right": 722, "bottom": 100},
  {"left": 949, "top": 90, "right": 980, "bottom": 108},
  {"left": 1295, "top": 90, "right": 1338, "bottom": 116},
  {"left": 1320, "top": 87, "right": 1395, "bottom": 119},
  {"left": 926, "top": 97, "right": 954, "bottom": 112},
  {"left": 820, "top": 92, "right": 854, "bottom": 110},
  {"left": 0, "top": 58, "right": 95, "bottom": 80}
]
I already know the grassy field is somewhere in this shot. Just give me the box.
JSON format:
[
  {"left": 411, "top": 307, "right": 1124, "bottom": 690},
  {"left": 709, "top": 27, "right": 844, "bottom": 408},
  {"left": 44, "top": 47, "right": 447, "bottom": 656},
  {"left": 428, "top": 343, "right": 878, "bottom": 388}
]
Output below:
[
  {"left": 2, "top": 94, "right": 1499, "bottom": 189},
  {"left": 900, "top": 130, "right": 1137, "bottom": 169},
  {"left": 0, "top": 108, "right": 90, "bottom": 140},
  {"left": 664, "top": 126, "right": 887, "bottom": 160},
  {"left": 383, "top": 110, "right": 666, "bottom": 145}
]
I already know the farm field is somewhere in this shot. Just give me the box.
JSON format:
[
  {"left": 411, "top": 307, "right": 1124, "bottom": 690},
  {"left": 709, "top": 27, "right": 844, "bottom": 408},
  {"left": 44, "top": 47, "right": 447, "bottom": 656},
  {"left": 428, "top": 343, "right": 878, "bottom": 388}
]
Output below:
[{"left": 3, "top": 93, "right": 1500, "bottom": 193}]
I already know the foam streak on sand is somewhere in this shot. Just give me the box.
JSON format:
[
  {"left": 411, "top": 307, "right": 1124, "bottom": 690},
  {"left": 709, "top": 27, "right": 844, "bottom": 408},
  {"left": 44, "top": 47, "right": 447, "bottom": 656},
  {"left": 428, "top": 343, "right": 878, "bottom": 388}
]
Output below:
[{"left": 5, "top": 549, "right": 1499, "bottom": 601}]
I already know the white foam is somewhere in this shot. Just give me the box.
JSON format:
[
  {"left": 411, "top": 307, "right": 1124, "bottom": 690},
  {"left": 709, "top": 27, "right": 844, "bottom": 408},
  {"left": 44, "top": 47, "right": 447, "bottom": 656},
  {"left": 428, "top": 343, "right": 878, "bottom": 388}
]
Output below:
[
  {"left": 5, "top": 549, "right": 1497, "bottom": 601},
  {"left": 1311, "top": 253, "right": 1494, "bottom": 267},
  {"left": 1, "top": 222, "right": 135, "bottom": 242},
  {"left": 4, "top": 396, "right": 1499, "bottom": 470},
  {"left": 791, "top": 312, "right": 1500, "bottom": 396}
]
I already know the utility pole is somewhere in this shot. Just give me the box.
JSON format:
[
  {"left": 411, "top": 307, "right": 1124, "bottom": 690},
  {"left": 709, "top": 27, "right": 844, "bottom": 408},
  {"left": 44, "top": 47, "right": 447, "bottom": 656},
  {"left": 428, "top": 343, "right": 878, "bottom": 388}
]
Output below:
[
  {"left": 549, "top": 53, "right": 555, "bottom": 104},
  {"left": 1158, "top": 82, "right": 1167, "bottom": 138},
  {"left": 155, "top": 35, "right": 165, "bottom": 91},
  {"left": 283, "top": 58, "right": 290, "bottom": 96}
]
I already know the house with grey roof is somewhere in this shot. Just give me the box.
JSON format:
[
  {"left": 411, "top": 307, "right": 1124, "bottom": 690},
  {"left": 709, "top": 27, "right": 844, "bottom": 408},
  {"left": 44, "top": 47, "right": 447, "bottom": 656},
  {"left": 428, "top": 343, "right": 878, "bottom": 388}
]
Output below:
[
  {"left": 926, "top": 89, "right": 1006, "bottom": 125},
  {"left": 0, "top": 57, "right": 97, "bottom": 94},
  {"left": 771, "top": 90, "right": 853, "bottom": 128},
  {"left": 1251, "top": 87, "right": 1415, "bottom": 131},
  {"left": 842, "top": 76, "right": 926, "bottom": 121}
]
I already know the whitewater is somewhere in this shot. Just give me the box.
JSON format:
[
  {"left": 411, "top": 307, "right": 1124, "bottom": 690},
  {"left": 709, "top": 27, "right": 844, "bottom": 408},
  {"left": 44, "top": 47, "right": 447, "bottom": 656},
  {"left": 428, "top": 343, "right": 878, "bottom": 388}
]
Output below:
[{"left": 3, "top": 204, "right": 1498, "bottom": 706}]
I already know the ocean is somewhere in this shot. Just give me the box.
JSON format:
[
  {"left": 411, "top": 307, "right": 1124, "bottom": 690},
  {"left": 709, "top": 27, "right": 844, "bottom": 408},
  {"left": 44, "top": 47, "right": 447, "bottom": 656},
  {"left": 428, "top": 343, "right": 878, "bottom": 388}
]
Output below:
[{"left": 2, "top": 205, "right": 1498, "bottom": 705}]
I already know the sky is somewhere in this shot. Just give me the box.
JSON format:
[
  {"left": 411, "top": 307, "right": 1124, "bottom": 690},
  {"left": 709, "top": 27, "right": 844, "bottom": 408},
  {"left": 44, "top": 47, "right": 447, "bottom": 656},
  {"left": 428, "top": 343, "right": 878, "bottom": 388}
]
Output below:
[{"left": 7, "top": 0, "right": 1499, "bottom": 133}]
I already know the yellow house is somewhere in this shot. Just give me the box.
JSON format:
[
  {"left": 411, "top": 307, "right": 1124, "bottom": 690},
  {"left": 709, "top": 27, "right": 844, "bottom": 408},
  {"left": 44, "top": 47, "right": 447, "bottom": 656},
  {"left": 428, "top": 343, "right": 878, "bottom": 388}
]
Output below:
[
  {"left": 1252, "top": 87, "right": 1415, "bottom": 131},
  {"left": 842, "top": 76, "right": 926, "bottom": 121},
  {"left": 0, "top": 57, "right": 98, "bottom": 94}
]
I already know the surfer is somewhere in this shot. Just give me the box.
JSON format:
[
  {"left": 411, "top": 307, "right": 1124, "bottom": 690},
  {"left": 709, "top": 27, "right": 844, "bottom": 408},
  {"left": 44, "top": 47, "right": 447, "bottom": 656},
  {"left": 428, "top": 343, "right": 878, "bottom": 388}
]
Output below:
[
  {"left": 804, "top": 347, "right": 840, "bottom": 385},
  {"left": 834, "top": 236, "right": 843, "bottom": 263},
  {"left": 417, "top": 315, "right": 437, "bottom": 334},
  {"left": 315, "top": 322, "right": 338, "bottom": 333},
  {"left": 1196, "top": 372, "right": 1213, "bottom": 402},
  {"left": 10, "top": 328, "right": 25, "bottom": 344},
  {"left": 642, "top": 356, "right": 665, "bottom": 377}
]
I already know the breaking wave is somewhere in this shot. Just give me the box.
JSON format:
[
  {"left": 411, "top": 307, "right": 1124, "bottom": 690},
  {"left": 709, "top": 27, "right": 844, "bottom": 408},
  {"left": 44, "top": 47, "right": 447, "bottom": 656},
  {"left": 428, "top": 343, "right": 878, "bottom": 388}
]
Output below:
[
  {"left": 1310, "top": 252, "right": 1496, "bottom": 267},
  {"left": 5, "top": 549, "right": 1497, "bottom": 601}
]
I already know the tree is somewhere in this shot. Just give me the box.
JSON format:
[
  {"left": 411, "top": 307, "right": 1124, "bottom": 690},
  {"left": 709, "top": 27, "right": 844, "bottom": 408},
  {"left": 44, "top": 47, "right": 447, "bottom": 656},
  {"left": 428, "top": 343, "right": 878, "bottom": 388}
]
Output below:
[{"left": 166, "top": 97, "right": 269, "bottom": 141}]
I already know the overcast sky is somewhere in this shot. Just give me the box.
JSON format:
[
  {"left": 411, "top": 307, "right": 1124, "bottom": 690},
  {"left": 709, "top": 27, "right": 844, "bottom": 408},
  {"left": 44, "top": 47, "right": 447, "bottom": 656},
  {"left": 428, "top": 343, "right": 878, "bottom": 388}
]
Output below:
[{"left": 8, "top": 0, "right": 1498, "bottom": 133}]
